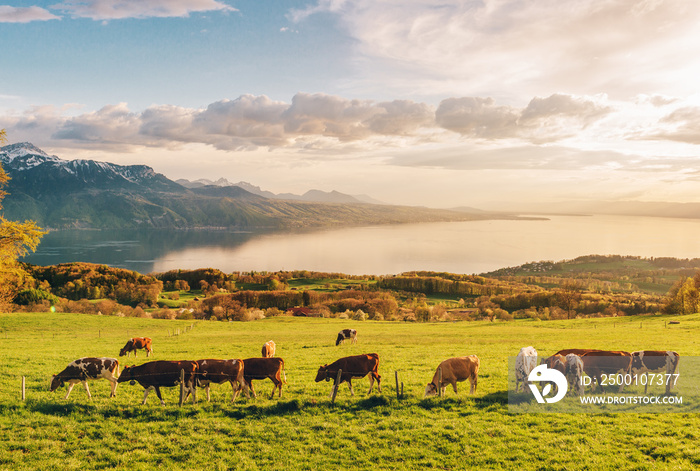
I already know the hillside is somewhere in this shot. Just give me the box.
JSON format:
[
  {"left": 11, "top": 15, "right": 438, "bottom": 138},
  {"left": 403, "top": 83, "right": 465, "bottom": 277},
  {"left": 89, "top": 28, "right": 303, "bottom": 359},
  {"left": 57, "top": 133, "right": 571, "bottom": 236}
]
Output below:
[{"left": 0, "top": 142, "right": 516, "bottom": 230}]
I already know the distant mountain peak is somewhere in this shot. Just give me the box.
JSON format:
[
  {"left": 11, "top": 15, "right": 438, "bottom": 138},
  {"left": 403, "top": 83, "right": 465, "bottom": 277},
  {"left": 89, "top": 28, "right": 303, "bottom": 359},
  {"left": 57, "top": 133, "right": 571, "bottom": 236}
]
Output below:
[{"left": 0, "top": 142, "right": 49, "bottom": 158}]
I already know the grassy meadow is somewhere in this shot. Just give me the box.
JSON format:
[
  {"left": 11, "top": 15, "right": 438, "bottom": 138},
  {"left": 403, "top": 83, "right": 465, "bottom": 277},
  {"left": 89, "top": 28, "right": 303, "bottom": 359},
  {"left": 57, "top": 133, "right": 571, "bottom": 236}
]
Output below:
[{"left": 1, "top": 312, "right": 700, "bottom": 470}]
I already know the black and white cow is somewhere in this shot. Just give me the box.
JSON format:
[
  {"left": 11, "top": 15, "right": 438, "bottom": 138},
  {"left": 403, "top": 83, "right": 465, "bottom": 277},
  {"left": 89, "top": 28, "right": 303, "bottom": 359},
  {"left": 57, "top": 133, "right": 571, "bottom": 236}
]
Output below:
[
  {"left": 336, "top": 329, "right": 357, "bottom": 346},
  {"left": 50, "top": 357, "right": 120, "bottom": 399},
  {"left": 631, "top": 350, "right": 680, "bottom": 394}
]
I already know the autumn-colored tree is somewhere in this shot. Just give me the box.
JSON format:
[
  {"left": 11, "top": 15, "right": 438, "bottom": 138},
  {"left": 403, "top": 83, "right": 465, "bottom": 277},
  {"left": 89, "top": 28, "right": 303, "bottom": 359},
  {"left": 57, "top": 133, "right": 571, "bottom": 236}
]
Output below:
[{"left": 0, "top": 130, "right": 46, "bottom": 308}]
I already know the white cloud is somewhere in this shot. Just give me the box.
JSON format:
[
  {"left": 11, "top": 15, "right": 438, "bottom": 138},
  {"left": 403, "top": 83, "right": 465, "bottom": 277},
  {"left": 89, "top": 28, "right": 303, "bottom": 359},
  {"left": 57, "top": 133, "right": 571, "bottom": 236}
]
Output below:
[
  {"left": 290, "top": 0, "right": 700, "bottom": 101},
  {"left": 51, "top": 0, "right": 236, "bottom": 20},
  {"left": 0, "top": 6, "right": 60, "bottom": 22}
]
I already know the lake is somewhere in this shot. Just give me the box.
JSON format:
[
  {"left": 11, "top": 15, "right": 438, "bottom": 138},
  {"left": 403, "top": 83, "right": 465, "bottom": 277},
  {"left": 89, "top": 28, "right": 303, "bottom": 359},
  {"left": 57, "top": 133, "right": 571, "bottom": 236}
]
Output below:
[{"left": 20, "top": 214, "right": 700, "bottom": 275}]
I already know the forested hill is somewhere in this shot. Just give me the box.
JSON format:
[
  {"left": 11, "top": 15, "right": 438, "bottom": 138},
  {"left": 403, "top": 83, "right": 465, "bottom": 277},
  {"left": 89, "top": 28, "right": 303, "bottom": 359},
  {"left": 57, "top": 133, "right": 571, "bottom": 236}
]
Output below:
[{"left": 0, "top": 142, "right": 522, "bottom": 230}]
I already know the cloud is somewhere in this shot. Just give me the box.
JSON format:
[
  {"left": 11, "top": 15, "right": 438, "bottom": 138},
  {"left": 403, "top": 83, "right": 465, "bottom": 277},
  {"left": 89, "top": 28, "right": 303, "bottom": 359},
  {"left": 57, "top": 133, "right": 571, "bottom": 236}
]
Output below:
[
  {"left": 0, "top": 92, "right": 688, "bottom": 159},
  {"left": 0, "top": 6, "right": 60, "bottom": 22},
  {"left": 435, "top": 94, "right": 611, "bottom": 142},
  {"left": 51, "top": 0, "right": 236, "bottom": 21},
  {"left": 646, "top": 106, "right": 700, "bottom": 145},
  {"left": 289, "top": 0, "right": 700, "bottom": 101}
]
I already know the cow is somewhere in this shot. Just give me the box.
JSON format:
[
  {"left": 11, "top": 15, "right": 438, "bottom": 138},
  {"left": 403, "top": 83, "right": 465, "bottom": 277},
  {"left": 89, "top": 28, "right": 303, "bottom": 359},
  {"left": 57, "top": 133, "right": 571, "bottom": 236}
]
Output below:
[
  {"left": 514, "top": 346, "right": 538, "bottom": 393},
  {"left": 580, "top": 350, "right": 632, "bottom": 393},
  {"left": 551, "top": 348, "right": 604, "bottom": 358},
  {"left": 119, "top": 337, "right": 153, "bottom": 357},
  {"left": 335, "top": 329, "right": 357, "bottom": 346},
  {"left": 50, "top": 357, "right": 120, "bottom": 399},
  {"left": 117, "top": 360, "right": 197, "bottom": 405},
  {"left": 241, "top": 357, "right": 287, "bottom": 399},
  {"left": 189, "top": 359, "right": 247, "bottom": 402},
  {"left": 315, "top": 353, "right": 381, "bottom": 397},
  {"left": 631, "top": 350, "right": 680, "bottom": 394},
  {"left": 424, "top": 356, "right": 480, "bottom": 397},
  {"left": 565, "top": 353, "right": 584, "bottom": 396},
  {"left": 261, "top": 341, "right": 276, "bottom": 358}
]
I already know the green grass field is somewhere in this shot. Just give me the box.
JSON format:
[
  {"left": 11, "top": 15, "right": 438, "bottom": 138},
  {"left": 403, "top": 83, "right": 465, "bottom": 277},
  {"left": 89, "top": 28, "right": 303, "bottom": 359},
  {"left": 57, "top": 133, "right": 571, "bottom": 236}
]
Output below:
[{"left": 1, "top": 312, "right": 699, "bottom": 470}]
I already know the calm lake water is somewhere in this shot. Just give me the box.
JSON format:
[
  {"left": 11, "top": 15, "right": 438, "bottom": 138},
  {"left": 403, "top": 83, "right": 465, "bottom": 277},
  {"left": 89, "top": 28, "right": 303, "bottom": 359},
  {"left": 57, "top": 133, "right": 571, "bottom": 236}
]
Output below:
[{"left": 20, "top": 215, "right": 700, "bottom": 275}]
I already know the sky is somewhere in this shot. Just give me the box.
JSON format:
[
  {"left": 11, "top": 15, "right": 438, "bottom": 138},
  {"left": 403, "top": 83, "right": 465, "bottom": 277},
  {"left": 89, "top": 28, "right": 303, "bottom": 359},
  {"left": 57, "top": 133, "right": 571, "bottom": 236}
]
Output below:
[{"left": 2, "top": 0, "right": 700, "bottom": 209}]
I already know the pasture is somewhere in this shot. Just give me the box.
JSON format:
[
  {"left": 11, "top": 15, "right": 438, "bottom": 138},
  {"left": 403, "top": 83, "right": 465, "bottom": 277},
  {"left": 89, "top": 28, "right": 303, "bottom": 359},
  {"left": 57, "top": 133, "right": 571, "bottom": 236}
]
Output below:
[{"left": 1, "top": 312, "right": 699, "bottom": 470}]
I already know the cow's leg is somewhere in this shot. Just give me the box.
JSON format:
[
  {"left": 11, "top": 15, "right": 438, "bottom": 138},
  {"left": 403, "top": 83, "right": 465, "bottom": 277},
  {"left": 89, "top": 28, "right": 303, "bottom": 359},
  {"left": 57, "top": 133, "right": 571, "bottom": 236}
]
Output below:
[
  {"left": 347, "top": 379, "right": 355, "bottom": 396},
  {"left": 248, "top": 380, "right": 257, "bottom": 399},
  {"left": 644, "top": 373, "right": 650, "bottom": 394},
  {"left": 154, "top": 386, "right": 166, "bottom": 406},
  {"left": 368, "top": 374, "right": 375, "bottom": 394},
  {"left": 109, "top": 379, "right": 118, "bottom": 398},
  {"left": 142, "top": 386, "right": 153, "bottom": 405},
  {"left": 451, "top": 381, "right": 458, "bottom": 395},
  {"left": 206, "top": 385, "right": 211, "bottom": 402},
  {"left": 83, "top": 381, "right": 92, "bottom": 399},
  {"left": 64, "top": 382, "right": 77, "bottom": 399}
]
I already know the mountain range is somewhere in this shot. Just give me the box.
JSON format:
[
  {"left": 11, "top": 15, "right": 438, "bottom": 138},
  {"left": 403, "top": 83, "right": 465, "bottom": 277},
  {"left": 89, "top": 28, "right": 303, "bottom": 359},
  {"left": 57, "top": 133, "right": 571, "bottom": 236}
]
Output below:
[
  {"left": 176, "top": 178, "right": 384, "bottom": 205},
  {"left": 0, "top": 142, "right": 500, "bottom": 230}
]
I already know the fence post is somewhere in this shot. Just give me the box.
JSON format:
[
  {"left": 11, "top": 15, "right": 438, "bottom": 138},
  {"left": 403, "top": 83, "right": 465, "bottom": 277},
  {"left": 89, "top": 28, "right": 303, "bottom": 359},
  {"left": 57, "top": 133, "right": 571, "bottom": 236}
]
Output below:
[
  {"left": 21, "top": 376, "right": 25, "bottom": 401},
  {"left": 331, "top": 369, "right": 343, "bottom": 404},
  {"left": 395, "top": 371, "right": 400, "bottom": 399},
  {"left": 438, "top": 367, "right": 443, "bottom": 397},
  {"left": 179, "top": 369, "right": 185, "bottom": 407}
]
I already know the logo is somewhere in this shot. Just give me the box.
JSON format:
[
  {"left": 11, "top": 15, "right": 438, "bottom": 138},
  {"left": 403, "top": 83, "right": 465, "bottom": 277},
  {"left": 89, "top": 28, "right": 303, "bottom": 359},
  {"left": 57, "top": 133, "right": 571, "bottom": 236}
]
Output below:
[{"left": 528, "top": 364, "right": 568, "bottom": 404}]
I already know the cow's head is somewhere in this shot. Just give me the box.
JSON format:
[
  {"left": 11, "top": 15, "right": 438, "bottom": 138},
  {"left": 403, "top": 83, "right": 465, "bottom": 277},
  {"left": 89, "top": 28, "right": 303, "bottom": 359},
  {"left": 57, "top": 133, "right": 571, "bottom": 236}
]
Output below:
[
  {"left": 117, "top": 366, "right": 134, "bottom": 384},
  {"left": 424, "top": 382, "right": 438, "bottom": 397},
  {"left": 335, "top": 334, "right": 343, "bottom": 346},
  {"left": 631, "top": 352, "right": 644, "bottom": 370},
  {"left": 49, "top": 375, "right": 63, "bottom": 392},
  {"left": 315, "top": 365, "right": 329, "bottom": 382}
]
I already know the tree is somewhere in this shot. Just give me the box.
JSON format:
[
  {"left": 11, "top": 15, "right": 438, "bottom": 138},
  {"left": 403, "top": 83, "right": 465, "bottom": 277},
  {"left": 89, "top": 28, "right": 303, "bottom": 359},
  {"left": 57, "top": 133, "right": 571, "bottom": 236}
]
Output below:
[
  {"left": 556, "top": 281, "right": 583, "bottom": 319},
  {"left": 0, "top": 130, "right": 46, "bottom": 308}
]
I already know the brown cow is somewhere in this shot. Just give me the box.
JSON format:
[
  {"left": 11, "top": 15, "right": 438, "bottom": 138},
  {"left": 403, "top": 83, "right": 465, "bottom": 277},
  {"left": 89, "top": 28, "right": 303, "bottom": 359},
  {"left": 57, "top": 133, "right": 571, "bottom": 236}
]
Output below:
[
  {"left": 580, "top": 350, "right": 632, "bottom": 392},
  {"left": 119, "top": 337, "right": 153, "bottom": 357},
  {"left": 424, "top": 356, "right": 480, "bottom": 397},
  {"left": 190, "top": 359, "right": 247, "bottom": 402},
  {"left": 261, "top": 341, "right": 276, "bottom": 358},
  {"left": 315, "top": 353, "right": 381, "bottom": 397},
  {"left": 631, "top": 350, "right": 680, "bottom": 394},
  {"left": 50, "top": 357, "right": 120, "bottom": 399},
  {"left": 117, "top": 360, "right": 197, "bottom": 405},
  {"left": 241, "top": 357, "right": 286, "bottom": 399}
]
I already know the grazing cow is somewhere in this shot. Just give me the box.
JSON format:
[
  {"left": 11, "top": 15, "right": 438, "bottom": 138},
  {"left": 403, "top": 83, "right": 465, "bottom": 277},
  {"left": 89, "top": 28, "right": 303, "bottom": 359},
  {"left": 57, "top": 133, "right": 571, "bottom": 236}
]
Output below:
[
  {"left": 631, "top": 350, "right": 681, "bottom": 394},
  {"left": 424, "top": 356, "right": 480, "bottom": 397},
  {"left": 189, "top": 359, "right": 247, "bottom": 402},
  {"left": 119, "top": 337, "right": 153, "bottom": 357},
  {"left": 50, "top": 357, "right": 120, "bottom": 399},
  {"left": 335, "top": 329, "right": 357, "bottom": 346},
  {"left": 261, "top": 341, "right": 276, "bottom": 358},
  {"left": 515, "top": 346, "right": 538, "bottom": 393},
  {"left": 315, "top": 353, "right": 381, "bottom": 397},
  {"left": 241, "top": 357, "right": 287, "bottom": 399},
  {"left": 117, "top": 360, "right": 197, "bottom": 405},
  {"left": 580, "top": 350, "right": 632, "bottom": 392},
  {"left": 565, "top": 353, "right": 584, "bottom": 396}
]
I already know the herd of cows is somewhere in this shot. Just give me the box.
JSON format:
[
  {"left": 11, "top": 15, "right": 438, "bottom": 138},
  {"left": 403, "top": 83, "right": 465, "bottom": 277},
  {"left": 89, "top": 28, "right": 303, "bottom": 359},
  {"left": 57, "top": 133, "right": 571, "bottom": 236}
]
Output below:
[
  {"left": 48, "top": 328, "right": 681, "bottom": 405},
  {"left": 515, "top": 347, "right": 681, "bottom": 397}
]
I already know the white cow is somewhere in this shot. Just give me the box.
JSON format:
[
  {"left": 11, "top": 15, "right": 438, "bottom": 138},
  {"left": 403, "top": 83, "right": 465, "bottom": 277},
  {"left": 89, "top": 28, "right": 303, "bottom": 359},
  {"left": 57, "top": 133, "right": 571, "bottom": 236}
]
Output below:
[
  {"left": 515, "top": 346, "right": 538, "bottom": 393},
  {"left": 565, "top": 353, "right": 584, "bottom": 396}
]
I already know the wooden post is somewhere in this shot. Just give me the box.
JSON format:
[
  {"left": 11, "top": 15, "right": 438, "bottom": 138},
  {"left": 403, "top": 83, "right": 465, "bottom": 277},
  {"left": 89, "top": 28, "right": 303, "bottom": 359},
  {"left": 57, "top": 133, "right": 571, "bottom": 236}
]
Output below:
[
  {"left": 179, "top": 369, "right": 185, "bottom": 407},
  {"left": 21, "top": 376, "right": 25, "bottom": 401},
  {"left": 438, "top": 367, "right": 443, "bottom": 397},
  {"left": 331, "top": 369, "right": 342, "bottom": 404},
  {"left": 401, "top": 382, "right": 404, "bottom": 397},
  {"left": 395, "top": 371, "right": 400, "bottom": 399}
]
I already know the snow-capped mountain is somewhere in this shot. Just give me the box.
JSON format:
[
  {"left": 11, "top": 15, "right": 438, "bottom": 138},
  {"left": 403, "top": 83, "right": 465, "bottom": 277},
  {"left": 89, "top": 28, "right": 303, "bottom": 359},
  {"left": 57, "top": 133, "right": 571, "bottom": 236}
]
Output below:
[{"left": 0, "top": 142, "right": 180, "bottom": 192}]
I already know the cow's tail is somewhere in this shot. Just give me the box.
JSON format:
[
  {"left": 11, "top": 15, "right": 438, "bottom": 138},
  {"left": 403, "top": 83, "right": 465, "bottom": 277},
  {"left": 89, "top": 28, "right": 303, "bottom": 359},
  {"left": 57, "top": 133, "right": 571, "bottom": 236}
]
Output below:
[{"left": 282, "top": 359, "right": 287, "bottom": 384}]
